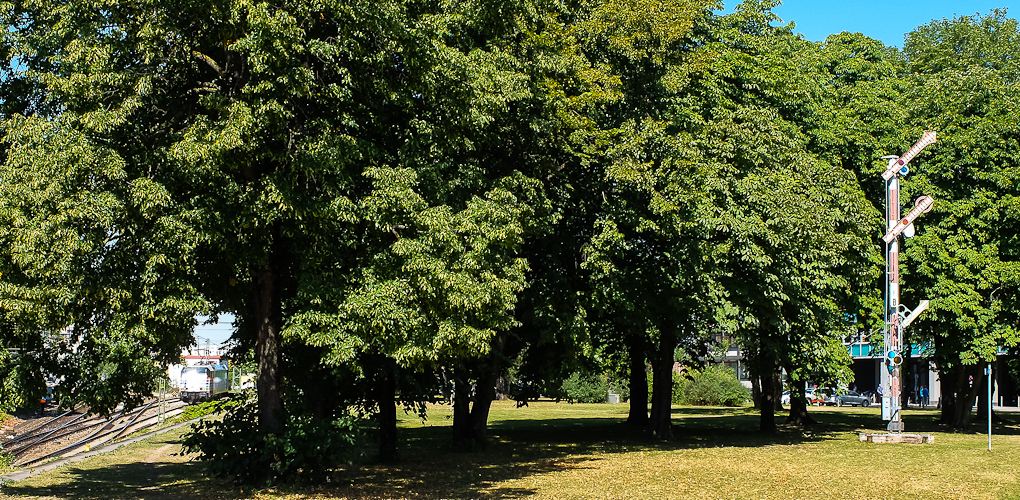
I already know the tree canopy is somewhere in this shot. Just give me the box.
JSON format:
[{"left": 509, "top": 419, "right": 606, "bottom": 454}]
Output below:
[{"left": 1, "top": 0, "right": 1018, "bottom": 481}]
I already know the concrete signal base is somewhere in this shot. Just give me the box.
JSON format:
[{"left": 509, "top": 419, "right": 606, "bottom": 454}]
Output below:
[{"left": 859, "top": 433, "right": 935, "bottom": 444}]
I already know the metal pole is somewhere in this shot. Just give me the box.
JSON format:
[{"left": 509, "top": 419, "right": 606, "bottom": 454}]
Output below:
[
  {"left": 159, "top": 378, "right": 165, "bottom": 424},
  {"left": 988, "top": 364, "right": 992, "bottom": 451},
  {"left": 885, "top": 158, "right": 903, "bottom": 432},
  {"left": 878, "top": 132, "right": 936, "bottom": 434}
]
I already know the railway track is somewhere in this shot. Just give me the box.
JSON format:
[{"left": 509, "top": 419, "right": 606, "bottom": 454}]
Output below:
[{"left": 1, "top": 397, "right": 188, "bottom": 468}]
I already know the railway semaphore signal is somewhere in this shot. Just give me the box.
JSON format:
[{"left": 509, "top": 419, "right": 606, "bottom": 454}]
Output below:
[{"left": 880, "top": 131, "right": 936, "bottom": 433}]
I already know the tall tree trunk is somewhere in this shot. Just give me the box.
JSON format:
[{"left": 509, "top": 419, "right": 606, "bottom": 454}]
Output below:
[
  {"left": 943, "top": 364, "right": 982, "bottom": 429},
  {"left": 952, "top": 368, "right": 977, "bottom": 429},
  {"left": 772, "top": 372, "right": 783, "bottom": 412},
  {"left": 451, "top": 333, "right": 506, "bottom": 448},
  {"left": 648, "top": 325, "right": 677, "bottom": 440},
  {"left": 751, "top": 377, "right": 761, "bottom": 409},
  {"left": 254, "top": 266, "right": 284, "bottom": 433},
  {"left": 938, "top": 362, "right": 957, "bottom": 426},
  {"left": 627, "top": 335, "right": 649, "bottom": 427},
  {"left": 452, "top": 372, "right": 471, "bottom": 444},
  {"left": 375, "top": 357, "right": 398, "bottom": 462},
  {"left": 440, "top": 367, "right": 453, "bottom": 403},
  {"left": 468, "top": 333, "right": 505, "bottom": 445},
  {"left": 785, "top": 377, "right": 816, "bottom": 426},
  {"left": 901, "top": 342, "right": 913, "bottom": 410},
  {"left": 759, "top": 370, "right": 777, "bottom": 433}
]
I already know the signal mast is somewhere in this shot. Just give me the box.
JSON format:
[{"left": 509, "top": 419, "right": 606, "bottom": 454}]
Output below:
[{"left": 879, "top": 131, "right": 936, "bottom": 432}]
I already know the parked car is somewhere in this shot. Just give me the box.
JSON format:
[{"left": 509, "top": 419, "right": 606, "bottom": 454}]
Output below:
[
  {"left": 804, "top": 388, "right": 823, "bottom": 405},
  {"left": 821, "top": 391, "right": 840, "bottom": 406},
  {"left": 836, "top": 391, "right": 871, "bottom": 407},
  {"left": 782, "top": 388, "right": 830, "bottom": 405}
]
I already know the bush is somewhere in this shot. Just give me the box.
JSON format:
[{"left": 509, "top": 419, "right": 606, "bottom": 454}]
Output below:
[
  {"left": 181, "top": 393, "right": 362, "bottom": 485},
  {"left": 170, "top": 400, "right": 222, "bottom": 424},
  {"left": 673, "top": 365, "right": 750, "bottom": 407},
  {"left": 671, "top": 372, "right": 685, "bottom": 405},
  {"left": 608, "top": 377, "right": 630, "bottom": 401},
  {"left": 0, "top": 446, "right": 12, "bottom": 470},
  {"left": 0, "top": 413, "right": 15, "bottom": 469},
  {"left": 560, "top": 372, "right": 609, "bottom": 403}
]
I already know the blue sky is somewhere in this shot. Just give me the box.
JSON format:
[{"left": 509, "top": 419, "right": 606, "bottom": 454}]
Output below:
[
  {"left": 765, "top": 0, "right": 1012, "bottom": 47},
  {"left": 194, "top": 314, "right": 235, "bottom": 347}
]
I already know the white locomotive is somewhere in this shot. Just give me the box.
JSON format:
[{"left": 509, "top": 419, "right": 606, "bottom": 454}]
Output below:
[{"left": 179, "top": 363, "right": 230, "bottom": 403}]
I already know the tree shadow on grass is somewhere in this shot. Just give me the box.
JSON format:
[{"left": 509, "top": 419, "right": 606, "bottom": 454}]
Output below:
[
  {"left": 321, "top": 408, "right": 868, "bottom": 499},
  {"left": 1, "top": 461, "right": 244, "bottom": 500},
  {"left": 341, "top": 406, "right": 1020, "bottom": 499},
  {"left": 6, "top": 406, "right": 1018, "bottom": 499}
]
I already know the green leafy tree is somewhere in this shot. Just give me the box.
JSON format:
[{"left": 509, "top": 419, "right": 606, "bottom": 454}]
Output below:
[
  {"left": 0, "top": 0, "right": 567, "bottom": 472},
  {"left": 285, "top": 0, "right": 609, "bottom": 451},
  {"left": 776, "top": 31, "right": 901, "bottom": 426},
  {"left": 567, "top": 0, "right": 881, "bottom": 437},
  {"left": 898, "top": 10, "right": 1020, "bottom": 429},
  {"left": 697, "top": 2, "right": 881, "bottom": 433},
  {"left": 560, "top": 371, "right": 610, "bottom": 403},
  {"left": 574, "top": 0, "right": 719, "bottom": 440}
]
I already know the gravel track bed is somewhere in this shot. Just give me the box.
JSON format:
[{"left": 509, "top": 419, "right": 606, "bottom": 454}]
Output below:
[{"left": 1, "top": 397, "right": 186, "bottom": 467}]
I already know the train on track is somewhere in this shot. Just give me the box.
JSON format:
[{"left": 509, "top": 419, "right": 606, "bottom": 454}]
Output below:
[{"left": 178, "top": 363, "right": 230, "bottom": 404}]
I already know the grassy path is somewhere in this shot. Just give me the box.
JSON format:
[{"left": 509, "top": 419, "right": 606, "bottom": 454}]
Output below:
[{"left": 2, "top": 402, "right": 1019, "bottom": 499}]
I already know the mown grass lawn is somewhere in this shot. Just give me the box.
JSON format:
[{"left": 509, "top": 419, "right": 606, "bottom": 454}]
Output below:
[{"left": 3, "top": 401, "right": 1020, "bottom": 499}]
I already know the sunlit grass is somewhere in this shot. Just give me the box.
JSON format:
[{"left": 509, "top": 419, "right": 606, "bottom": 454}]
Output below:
[{"left": 3, "top": 401, "right": 1020, "bottom": 499}]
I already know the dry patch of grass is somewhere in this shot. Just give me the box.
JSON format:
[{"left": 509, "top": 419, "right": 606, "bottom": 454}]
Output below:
[
  {"left": 3, "top": 402, "right": 1020, "bottom": 499},
  {"left": 492, "top": 431, "right": 1020, "bottom": 499}
]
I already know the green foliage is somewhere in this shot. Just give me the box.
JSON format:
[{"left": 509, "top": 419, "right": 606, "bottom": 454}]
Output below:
[
  {"left": 890, "top": 10, "right": 1020, "bottom": 427},
  {"left": 170, "top": 400, "right": 223, "bottom": 424},
  {"left": 560, "top": 372, "right": 609, "bottom": 404},
  {"left": 904, "top": 21, "right": 1020, "bottom": 351},
  {"left": 673, "top": 365, "right": 751, "bottom": 407},
  {"left": 608, "top": 376, "right": 630, "bottom": 401},
  {"left": 905, "top": 8, "right": 1020, "bottom": 78},
  {"left": 181, "top": 394, "right": 362, "bottom": 485},
  {"left": 0, "top": 445, "right": 13, "bottom": 469},
  {"left": 0, "top": 347, "right": 34, "bottom": 414},
  {"left": 0, "top": 0, "right": 1015, "bottom": 451},
  {"left": 0, "top": 0, "right": 563, "bottom": 440}
]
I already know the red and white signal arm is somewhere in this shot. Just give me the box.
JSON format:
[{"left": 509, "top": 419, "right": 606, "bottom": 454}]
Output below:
[
  {"left": 883, "top": 196, "right": 934, "bottom": 243},
  {"left": 881, "top": 131, "right": 937, "bottom": 181}
]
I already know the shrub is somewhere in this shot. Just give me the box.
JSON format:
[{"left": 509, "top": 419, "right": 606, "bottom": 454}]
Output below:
[
  {"left": 0, "top": 413, "right": 15, "bottom": 469},
  {"left": 170, "top": 400, "right": 222, "bottom": 424},
  {"left": 560, "top": 372, "right": 609, "bottom": 403},
  {"left": 0, "top": 446, "right": 12, "bottom": 470},
  {"left": 608, "top": 377, "right": 630, "bottom": 401},
  {"left": 672, "top": 371, "right": 686, "bottom": 405},
  {"left": 674, "top": 365, "right": 750, "bottom": 407},
  {"left": 181, "top": 393, "right": 362, "bottom": 485}
]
